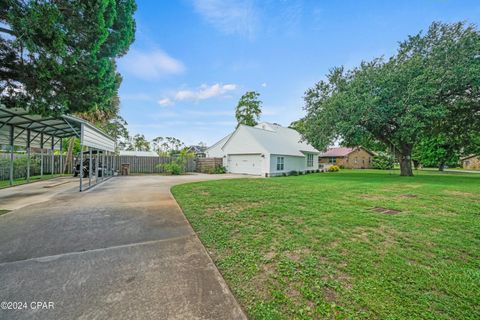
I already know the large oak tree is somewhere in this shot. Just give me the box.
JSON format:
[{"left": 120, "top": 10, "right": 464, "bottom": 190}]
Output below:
[{"left": 303, "top": 22, "right": 480, "bottom": 176}]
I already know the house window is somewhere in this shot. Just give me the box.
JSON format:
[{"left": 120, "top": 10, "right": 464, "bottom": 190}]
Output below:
[
  {"left": 276, "top": 157, "right": 284, "bottom": 170},
  {"left": 329, "top": 157, "right": 336, "bottom": 164},
  {"left": 307, "top": 154, "right": 314, "bottom": 167}
]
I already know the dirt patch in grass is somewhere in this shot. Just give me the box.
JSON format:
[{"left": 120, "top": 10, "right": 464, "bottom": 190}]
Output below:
[
  {"left": 323, "top": 286, "right": 338, "bottom": 302},
  {"left": 205, "top": 201, "right": 265, "bottom": 216},
  {"left": 399, "top": 194, "right": 417, "bottom": 198},
  {"left": 284, "top": 248, "right": 312, "bottom": 262},
  {"left": 444, "top": 190, "right": 476, "bottom": 197},
  {"left": 264, "top": 251, "right": 276, "bottom": 261},
  {"left": 371, "top": 207, "right": 402, "bottom": 215},
  {"left": 360, "top": 194, "right": 387, "bottom": 200}
]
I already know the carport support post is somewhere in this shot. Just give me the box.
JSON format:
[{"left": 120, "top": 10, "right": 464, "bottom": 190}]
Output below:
[
  {"left": 95, "top": 149, "right": 99, "bottom": 184},
  {"left": 101, "top": 150, "right": 105, "bottom": 181},
  {"left": 26, "top": 129, "right": 31, "bottom": 183},
  {"left": 40, "top": 133, "right": 44, "bottom": 177},
  {"left": 9, "top": 125, "right": 14, "bottom": 186},
  {"left": 51, "top": 135, "right": 54, "bottom": 178},
  {"left": 59, "top": 138, "right": 63, "bottom": 177},
  {"left": 88, "top": 147, "right": 92, "bottom": 187},
  {"left": 105, "top": 151, "right": 109, "bottom": 177},
  {"left": 112, "top": 151, "right": 115, "bottom": 176},
  {"left": 79, "top": 125, "right": 84, "bottom": 192}
]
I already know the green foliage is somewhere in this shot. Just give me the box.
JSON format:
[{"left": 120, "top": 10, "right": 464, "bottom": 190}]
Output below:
[
  {"left": 288, "top": 170, "right": 298, "bottom": 176},
  {"left": 288, "top": 118, "right": 306, "bottom": 135},
  {"left": 303, "top": 22, "right": 480, "bottom": 177},
  {"left": 372, "top": 152, "right": 395, "bottom": 170},
  {"left": 131, "top": 134, "right": 150, "bottom": 151},
  {"left": 62, "top": 138, "right": 81, "bottom": 155},
  {"left": 213, "top": 165, "right": 226, "bottom": 174},
  {"left": 1, "top": 0, "right": 137, "bottom": 116},
  {"left": 0, "top": 156, "right": 40, "bottom": 173},
  {"left": 157, "top": 149, "right": 194, "bottom": 175},
  {"left": 235, "top": 91, "right": 262, "bottom": 127},
  {"left": 101, "top": 115, "right": 129, "bottom": 143},
  {"left": 152, "top": 136, "right": 185, "bottom": 155},
  {"left": 412, "top": 135, "right": 460, "bottom": 169},
  {"left": 328, "top": 165, "right": 340, "bottom": 172},
  {"left": 162, "top": 162, "right": 183, "bottom": 175}
]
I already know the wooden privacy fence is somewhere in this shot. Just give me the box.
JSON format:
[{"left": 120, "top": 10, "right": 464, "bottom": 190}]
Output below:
[
  {"left": 196, "top": 157, "right": 223, "bottom": 173},
  {"left": 0, "top": 153, "right": 201, "bottom": 181},
  {"left": 114, "top": 155, "right": 196, "bottom": 174}
]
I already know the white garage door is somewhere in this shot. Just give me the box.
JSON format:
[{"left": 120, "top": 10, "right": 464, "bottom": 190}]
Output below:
[{"left": 228, "top": 154, "right": 262, "bottom": 175}]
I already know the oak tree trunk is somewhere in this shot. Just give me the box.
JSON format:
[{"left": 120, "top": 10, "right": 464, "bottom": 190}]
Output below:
[
  {"left": 399, "top": 145, "right": 414, "bottom": 176},
  {"left": 64, "top": 138, "right": 75, "bottom": 174}
]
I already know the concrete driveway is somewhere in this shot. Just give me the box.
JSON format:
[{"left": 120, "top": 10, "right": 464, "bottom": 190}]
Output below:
[{"left": 0, "top": 174, "right": 249, "bottom": 320}]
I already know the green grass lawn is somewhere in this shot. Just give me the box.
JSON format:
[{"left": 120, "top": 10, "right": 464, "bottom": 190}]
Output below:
[
  {"left": 172, "top": 170, "right": 480, "bottom": 320},
  {"left": 0, "top": 174, "right": 67, "bottom": 189}
]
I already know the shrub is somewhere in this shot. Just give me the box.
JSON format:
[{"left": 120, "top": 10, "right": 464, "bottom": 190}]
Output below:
[
  {"left": 157, "top": 149, "right": 195, "bottom": 175},
  {"left": 339, "top": 165, "right": 345, "bottom": 169},
  {"left": 288, "top": 170, "right": 298, "bottom": 176},
  {"left": 162, "top": 162, "right": 183, "bottom": 175},
  {"left": 299, "top": 171, "right": 304, "bottom": 175},
  {"left": 316, "top": 169, "right": 320, "bottom": 173},
  {"left": 328, "top": 165, "right": 340, "bottom": 172},
  {"left": 372, "top": 152, "right": 394, "bottom": 170},
  {"left": 212, "top": 165, "right": 226, "bottom": 174}
]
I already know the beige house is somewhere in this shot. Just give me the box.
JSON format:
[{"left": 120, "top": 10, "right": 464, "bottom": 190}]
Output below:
[
  {"left": 319, "top": 147, "right": 375, "bottom": 169},
  {"left": 461, "top": 155, "right": 480, "bottom": 170}
]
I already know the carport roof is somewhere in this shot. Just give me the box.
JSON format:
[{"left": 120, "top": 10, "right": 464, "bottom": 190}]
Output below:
[
  {"left": 0, "top": 106, "right": 115, "bottom": 151},
  {"left": 0, "top": 107, "right": 82, "bottom": 138}
]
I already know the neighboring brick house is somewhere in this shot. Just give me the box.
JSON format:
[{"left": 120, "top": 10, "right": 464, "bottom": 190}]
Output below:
[
  {"left": 461, "top": 155, "right": 480, "bottom": 170},
  {"left": 319, "top": 147, "right": 375, "bottom": 169}
]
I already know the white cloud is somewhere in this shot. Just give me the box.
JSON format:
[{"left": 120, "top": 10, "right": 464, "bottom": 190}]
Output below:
[
  {"left": 192, "top": 0, "right": 259, "bottom": 38},
  {"left": 119, "top": 49, "right": 185, "bottom": 80},
  {"left": 174, "top": 83, "right": 237, "bottom": 101},
  {"left": 158, "top": 98, "right": 173, "bottom": 106},
  {"left": 261, "top": 82, "right": 267, "bottom": 87}
]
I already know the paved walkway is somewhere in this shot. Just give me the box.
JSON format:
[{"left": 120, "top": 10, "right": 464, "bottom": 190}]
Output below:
[
  {"left": 0, "top": 174, "right": 248, "bottom": 320},
  {"left": 0, "top": 176, "right": 78, "bottom": 211}
]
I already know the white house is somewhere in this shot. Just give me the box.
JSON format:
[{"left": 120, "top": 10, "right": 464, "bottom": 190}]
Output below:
[{"left": 205, "top": 122, "right": 319, "bottom": 176}]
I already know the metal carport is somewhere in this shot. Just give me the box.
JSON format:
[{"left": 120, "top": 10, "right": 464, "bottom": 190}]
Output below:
[{"left": 0, "top": 106, "right": 116, "bottom": 191}]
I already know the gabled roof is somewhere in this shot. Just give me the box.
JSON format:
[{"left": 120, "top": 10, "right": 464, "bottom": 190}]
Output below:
[
  {"left": 319, "top": 147, "right": 375, "bottom": 157},
  {"left": 221, "top": 122, "right": 319, "bottom": 157},
  {"left": 205, "top": 133, "right": 232, "bottom": 152},
  {"left": 187, "top": 145, "right": 207, "bottom": 153},
  {"left": 460, "top": 154, "right": 478, "bottom": 161},
  {"left": 319, "top": 147, "right": 355, "bottom": 157}
]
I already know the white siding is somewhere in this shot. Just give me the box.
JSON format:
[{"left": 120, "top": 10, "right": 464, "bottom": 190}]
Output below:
[
  {"left": 222, "top": 126, "right": 266, "bottom": 155},
  {"left": 81, "top": 124, "right": 115, "bottom": 152},
  {"left": 205, "top": 134, "right": 231, "bottom": 157},
  {"left": 269, "top": 154, "right": 306, "bottom": 176}
]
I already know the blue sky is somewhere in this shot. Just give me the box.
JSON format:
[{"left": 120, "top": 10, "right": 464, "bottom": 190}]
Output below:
[{"left": 117, "top": 0, "right": 480, "bottom": 146}]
